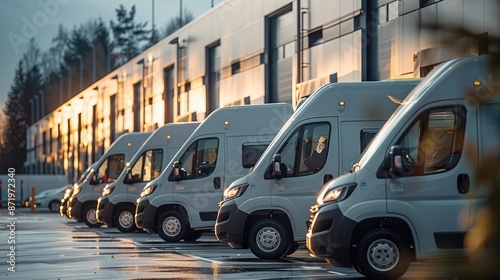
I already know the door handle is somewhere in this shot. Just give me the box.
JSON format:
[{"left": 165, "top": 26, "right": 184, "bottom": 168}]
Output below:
[
  {"left": 213, "top": 177, "right": 221, "bottom": 190},
  {"left": 457, "top": 174, "right": 470, "bottom": 194},
  {"left": 324, "top": 174, "right": 334, "bottom": 184}
]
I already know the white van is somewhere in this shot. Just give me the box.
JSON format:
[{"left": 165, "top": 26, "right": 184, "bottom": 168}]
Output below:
[
  {"left": 96, "top": 122, "right": 199, "bottom": 232},
  {"left": 306, "top": 55, "right": 498, "bottom": 279},
  {"left": 135, "top": 104, "right": 293, "bottom": 242},
  {"left": 215, "top": 80, "right": 420, "bottom": 260},
  {"left": 60, "top": 163, "right": 97, "bottom": 217},
  {"left": 69, "top": 132, "right": 151, "bottom": 227}
]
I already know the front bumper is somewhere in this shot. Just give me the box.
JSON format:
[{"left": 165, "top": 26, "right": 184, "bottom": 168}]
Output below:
[
  {"left": 96, "top": 196, "right": 115, "bottom": 227},
  {"left": 69, "top": 196, "right": 84, "bottom": 222},
  {"left": 135, "top": 197, "right": 157, "bottom": 233},
  {"left": 215, "top": 200, "right": 249, "bottom": 249},
  {"left": 306, "top": 202, "right": 357, "bottom": 267}
]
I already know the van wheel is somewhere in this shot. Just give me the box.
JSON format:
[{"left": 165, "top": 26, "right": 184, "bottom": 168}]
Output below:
[
  {"left": 356, "top": 229, "right": 410, "bottom": 280},
  {"left": 83, "top": 204, "right": 102, "bottom": 228},
  {"left": 157, "top": 210, "right": 186, "bottom": 242},
  {"left": 249, "top": 219, "right": 291, "bottom": 260},
  {"left": 49, "top": 200, "right": 60, "bottom": 213},
  {"left": 183, "top": 228, "right": 203, "bottom": 242},
  {"left": 114, "top": 205, "right": 137, "bottom": 233}
]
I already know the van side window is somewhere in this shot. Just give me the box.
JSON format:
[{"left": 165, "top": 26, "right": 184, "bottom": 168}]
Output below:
[
  {"left": 360, "top": 129, "right": 378, "bottom": 152},
  {"left": 130, "top": 149, "right": 164, "bottom": 182},
  {"left": 395, "top": 106, "right": 465, "bottom": 176},
  {"left": 278, "top": 122, "right": 331, "bottom": 177},
  {"left": 178, "top": 138, "right": 219, "bottom": 179},
  {"left": 242, "top": 144, "right": 268, "bottom": 168},
  {"left": 98, "top": 154, "right": 125, "bottom": 183},
  {"left": 479, "top": 103, "right": 500, "bottom": 162}
]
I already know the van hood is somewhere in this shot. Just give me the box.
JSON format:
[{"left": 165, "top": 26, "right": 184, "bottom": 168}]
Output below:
[
  {"left": 317, "top": 172, "right": 357, "bottom": 205},
  {"left": 227, "top": 175, "right": 250, "bottom": 190}
]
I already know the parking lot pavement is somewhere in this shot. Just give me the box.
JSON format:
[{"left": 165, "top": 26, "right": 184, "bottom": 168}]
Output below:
[
  {"left": 1, "top": 207, "right": 457, "bottom": 279},
  {"left": 0, "top": 207, "right": 343, "bottom": 279}
]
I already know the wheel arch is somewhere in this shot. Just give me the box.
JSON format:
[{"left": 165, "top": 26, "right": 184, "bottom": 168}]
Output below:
[
  {"left": 243, "top": 209, "right": 294, "bottom": 248},
  {"left": 155, "top": 203, "right": 190, "bottom": 227},
  {"left": 351, "top": 217, "right": 416, "bottom": 261},
  {"left": 113, "top": 201, "right": 136, "bottom": 217}
]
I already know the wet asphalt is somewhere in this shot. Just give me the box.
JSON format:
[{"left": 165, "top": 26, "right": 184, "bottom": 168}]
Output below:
[{"left": 1, "top": 207, "right": 458, "bottom": 279}]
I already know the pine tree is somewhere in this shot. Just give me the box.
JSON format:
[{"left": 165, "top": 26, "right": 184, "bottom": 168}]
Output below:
[
  {"left": 160, "top": 10, "right": 194, "bottom": 38},
  {"left": 110, "top": 5, "right": 150, "bottom": 66},
  {"left": 1, "top": 62, "right": 27, "bottom": 173}
]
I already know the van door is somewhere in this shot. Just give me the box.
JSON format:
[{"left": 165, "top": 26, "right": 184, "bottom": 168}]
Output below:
[
  {"left": 270, "top": 120, "right": 337, "bottom": 239},
  {"left": 386, "top": 103, "right": 476, "bottom": 256},
  {"left": 173, "top": 136, "right": 224, "bottom": 229},
  {"left": 473, "top": 102, "right": 500, "bottom": 231}
]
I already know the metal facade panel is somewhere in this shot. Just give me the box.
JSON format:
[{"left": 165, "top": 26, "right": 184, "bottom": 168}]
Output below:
[
  {"left": 419, "top": 4, "right": 438, "bottom": 50},
  {"left": 437, "top": 0, "right": 463, "bottom": 44},
  {"left": 377, "top": 20, "right": 397, "bottom": 80}
]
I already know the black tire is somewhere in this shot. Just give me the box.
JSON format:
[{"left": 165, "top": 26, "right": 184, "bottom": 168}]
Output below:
[
  {"left": 49, "top": 200, "right": 60, "bottom": 213},
  {"left": 157, "top": 210, "right": 187, "bottom": 242},
  {"left": 249, "top": 219, "right": 291, "bottom": 260},
  {"left": 183, "top": 228, "right": 203, "bottom": 242},
  {"left": 286, "top": 243, "right": 300, "bottom": 256},
  {"left": 356, "top": 229, "right": 410, "bottom": 280},
  {"left": 83, "top": 204, "right": 102, "bottom": 228},
  {"left": 114, "top": 205, "right": 137, "bottom": 233}
]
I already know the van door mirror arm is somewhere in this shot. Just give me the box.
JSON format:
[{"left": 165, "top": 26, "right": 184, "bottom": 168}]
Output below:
[
  {"left": 170, "top": 160, "right": 183, "bottom": 181},
  {"left": 89, "top": 172, "right": 101, "bottom": 185},
  {"left": 389, "top": 145, "right": 403, "bottom": 178},
  {"left": 272, "top": 154, "right": 283, "bottom": 180}
]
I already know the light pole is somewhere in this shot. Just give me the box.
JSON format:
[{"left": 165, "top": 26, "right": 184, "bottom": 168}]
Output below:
[
  {"left": 152, "top": 0, "right": 155, "bottom": 40},
  {"left": 137, "top": 58, "right": 145, "bottom": 131},
  {"left": 77, "top": 55, "right": 83, "bottom": 91},
  {"left": 59, "top": 73, "right": 63, "bottom": 105},
  {"left": 92, "top": 44, "right": 96, "bottom": 82},
  {"left": 179, "top": 0, "right": 183, "bottom": 27},
  {"left": 66, "top": 66, "right": 72, "bottom": 100}
]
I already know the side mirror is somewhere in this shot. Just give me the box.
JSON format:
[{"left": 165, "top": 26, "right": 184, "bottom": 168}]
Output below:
[
  {"left": 124, "top": 169, "right": 135, "bottom": 184},
  {"left": 89, "top": 173, "right": 100, "bottom": 185},
  {"left": 171, "top": 161, "right": 182, "bottom": 182},
  {"left": 389, "top": 145, "right": 403, "bottom": 178},
  {"left": 272, "top": 154, "right": 283, "bottom": 180}
]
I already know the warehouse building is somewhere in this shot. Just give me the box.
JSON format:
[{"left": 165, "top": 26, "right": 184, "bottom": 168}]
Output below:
[{"left": 25, "top": 0, "right": 500, "bottom": 182}]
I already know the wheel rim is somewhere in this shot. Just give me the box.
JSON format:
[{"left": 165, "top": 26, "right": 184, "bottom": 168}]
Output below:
[
  {"left": 366, "top": 238, "right": 399, "bottom": 271},
  {"left": 50, "top": 202, "right": 60, "bottom": 212},
  {"left": 162, "top": 216, "right": 181, "bottom": 237},
  {"left": 118, "top": 211, "right": 134, "bottom": 228},
  {"left": 256, "top": 226, "right": 281, "bottom": 252},
  {"left": 86, "top": 208, "right": 97, "bottom": 224}
]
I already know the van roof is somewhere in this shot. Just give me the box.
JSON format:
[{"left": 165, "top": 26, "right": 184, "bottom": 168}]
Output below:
[
  {"left": 295, "top": 80, "right": 421, "bottom": 119},
  {"left": 104, "top": 132, "right": 152, "bottom": 157},
  {"left": 141, "top": 122, "right": 200, "bottom": 147},
  {"left": 191, "top": 103, "right": 294, "bottom": 136}
]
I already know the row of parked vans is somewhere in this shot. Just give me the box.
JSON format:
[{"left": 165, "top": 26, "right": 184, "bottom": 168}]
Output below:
[{"left": 59, "top": 55, "right": 498, "bottom": 279}]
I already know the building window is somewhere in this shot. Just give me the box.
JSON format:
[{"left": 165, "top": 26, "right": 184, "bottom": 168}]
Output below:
[
  {"left": 378, "top": 1, "right": 399, "bottom": 24},
  {"left": 308, "top": 28, "right": 323, "bottom": 48}
]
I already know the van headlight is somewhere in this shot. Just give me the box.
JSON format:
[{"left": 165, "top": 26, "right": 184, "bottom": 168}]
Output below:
[
  {"left": 223, "top": 184, "right": 249, "bottom": 201},
  {"left": 73, "top": 186, "right": 82, "bottom": 196},
  {"left": 102, "top": 185, "right": 115, "bottom": 196},
  {"left": 317, "top": 183, "right": 357, "bottom": 205},
  {"left": 140, "top": 184, "right": 157, "bottom": 198}
]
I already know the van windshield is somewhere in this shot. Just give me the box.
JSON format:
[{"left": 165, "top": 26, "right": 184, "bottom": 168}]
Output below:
[
  {"left": 77, "top": 164, "right": 95, "bottom": 184},
  {"left": 251, "top": 84, "right": 330, "bottom": 172},
  {"left": 356, "top": 61, "right": 450, "bottom": 169}
]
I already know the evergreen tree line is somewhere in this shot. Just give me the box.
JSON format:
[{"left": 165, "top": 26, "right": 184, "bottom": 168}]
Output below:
[{"left": 0, "top": 5, "right": 193, "bottom": 174}]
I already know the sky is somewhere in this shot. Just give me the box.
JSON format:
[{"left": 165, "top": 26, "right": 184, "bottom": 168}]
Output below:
[{"left": 0, "top": 0, "right": 222, "bottom": 112}]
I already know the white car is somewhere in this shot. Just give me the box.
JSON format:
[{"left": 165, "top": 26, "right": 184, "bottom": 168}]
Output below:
[{"left": 31, "top": 185, "right": 71, "bottom": 212}]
